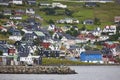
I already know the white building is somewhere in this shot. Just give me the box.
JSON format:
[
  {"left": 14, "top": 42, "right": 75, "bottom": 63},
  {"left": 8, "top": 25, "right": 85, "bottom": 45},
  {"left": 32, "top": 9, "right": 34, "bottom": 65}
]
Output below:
[
  {"left": 10, "top": 16, "right": 22, "bottom": 20},
  {"left": 52, "top": 3, "right": 67, "bottom": 8},
  {"left": 20, "top": 54, "right": 40, "bottom": 65},
  {"left": 57, "top": 18, "right": 79, "bottom": 24},
  {"left": 26, "top": 8, "right": 35, "bottom": 14},
  {"left": 9, "top": 0, "right": 23, "bottom": 5},
  {"left": 103, "top": 25, "right": 116, "bottom": 35},
  {"left": 48, "top": 24, "right": 56, "bottom": 31},
  {"left": 9, "top": 36, "right": 22, "bottom": 41},
  {"left": 99, "top": 35, "right": 109, "bottom": 41}
]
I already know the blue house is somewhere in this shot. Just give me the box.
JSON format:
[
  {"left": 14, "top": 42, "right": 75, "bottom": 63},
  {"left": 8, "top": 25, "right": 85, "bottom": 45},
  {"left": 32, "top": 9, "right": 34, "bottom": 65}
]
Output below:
[{"left": 80, "top": 50, "right": 103, "bottom": 63}]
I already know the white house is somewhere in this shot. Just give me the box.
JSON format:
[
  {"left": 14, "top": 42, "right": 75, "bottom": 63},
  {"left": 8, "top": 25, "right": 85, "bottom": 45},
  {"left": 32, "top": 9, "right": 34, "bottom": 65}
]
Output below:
[
  {"left": 9, "top": 0, "right": 23, "bottom": 5},
  {"left": 0, "top": 27, "right": 7, "bottom": 32},
  {"left": 9, "top": 36, "right": 22, "bottom": 41},
  {"left": 22, "top": 28, "right": 33, "bottom": 33},
  {"left": 10, "top": 16, "right": 22, "bottom": 20},
  {"left": 40, "top": 3, "right": 51, "bottom": 6},
  {"left": 52, "top": 3, "right": 67, "bottom": 8},
  {"left": 57, "top": 18, "right": 79, "bottom": 24},
  {"left": 75, "top": 39, "right": 88, "bottom": 43},
  {"left": 26, "top": 8, "right": 35, "bottom": 14},
  {"left": 103, "top": 25, "right": 116, "bottom": 35},
  {"left": 99, "top": 35, "right": 109, "bottom": 41},
  {"left": 91, "top": 27, "right": 102, "bottom": 36},
  {"left": 19, "top": 54, "right": 32, "bottom": 64},
  {"left": 48, "top": 24, "right": 56, "bottom": 31},
  {"left": 92, "top": 31, "right": 101, "bottom": 36}
]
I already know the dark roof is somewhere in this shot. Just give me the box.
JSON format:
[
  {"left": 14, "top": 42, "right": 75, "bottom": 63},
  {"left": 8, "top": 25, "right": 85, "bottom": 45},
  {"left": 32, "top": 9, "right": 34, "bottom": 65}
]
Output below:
[
  {"left": 19, "top": 52, "right": 29, "bottom": 57},
  {"left": 116, "top": 45, "right": 120, "bottom": 52},
  {"left": 10, "top": 29, "right": 21, "bottom": 36},
  {"left": 85, "top": 2, "right": 97, "bottom": 7},
  {"left": 0, "top": 40, "right": 7, "bottom": 44},
  {"left": 27, "top": 0, "right": 36, "bottom": 1},
  {"left": 0, "top": 44, "right": 8, "bottom": 49},
  {"left": 27, "top": 0, "right": 36, "bottom": 5},
  {"left": 26, "top": 18, "right": 35, "bottom": 23},
  {"left": 3, "top": 9, "right": 11, "bottom": 13},
  {"left": 72, "top": 26, "right": 78, "bottom": 28},
  {"left": 64, "top": 34, "right": 76, "bottom": 40},
  {"left": 23, "top": 33, "right": 34, "bottom": 38},
  {"left": 15, "top": 9, "right": 25, "bottom": 12},
  {"left": 0, "top": 0, "right": 9, "bottom": 2},
  {"left": 18, "top": 45, "right": 30, "bottom": 57},
  {"left": 14, "top": 41, "right": 22, "bottom": 46},
  {"left": 69, "top": 45, "right": 79, "bottom": 50},
  {"left": 22, "top": 41, "right": 34, "bottom": 46}
]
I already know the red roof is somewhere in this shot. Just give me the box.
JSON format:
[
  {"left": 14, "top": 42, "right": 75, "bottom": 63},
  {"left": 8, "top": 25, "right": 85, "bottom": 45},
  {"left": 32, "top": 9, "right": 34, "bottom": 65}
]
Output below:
[
  {"left": 41, "top": 42, "right": 51, "bottom": 48},
  {"left": 77, "top": 34, "right": 85, "bottom": 39},
  {"left": 104, "top": 42, "right": 119, "bottom": 48},
  {"left": 0, "top": 26, "right": 3, "bottom": 30}
]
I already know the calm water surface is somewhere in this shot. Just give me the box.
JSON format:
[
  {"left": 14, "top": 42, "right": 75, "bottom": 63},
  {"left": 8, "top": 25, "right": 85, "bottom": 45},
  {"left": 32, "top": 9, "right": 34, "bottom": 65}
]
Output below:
[{"left": 0, "top": 66, "right": 120, "bottom": 80}]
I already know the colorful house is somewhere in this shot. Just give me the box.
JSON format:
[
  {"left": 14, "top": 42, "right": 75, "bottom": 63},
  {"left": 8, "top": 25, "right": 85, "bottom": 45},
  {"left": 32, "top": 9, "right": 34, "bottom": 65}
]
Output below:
[{"left": 80, "top": 50, "right": 103, "bottom": 63}]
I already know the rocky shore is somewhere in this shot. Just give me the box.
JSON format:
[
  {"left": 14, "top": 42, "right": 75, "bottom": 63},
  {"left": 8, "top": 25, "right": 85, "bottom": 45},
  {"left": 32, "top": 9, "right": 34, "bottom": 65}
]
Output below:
[{"left": 0, "top": 66, "right": 77, "bottom": 74}]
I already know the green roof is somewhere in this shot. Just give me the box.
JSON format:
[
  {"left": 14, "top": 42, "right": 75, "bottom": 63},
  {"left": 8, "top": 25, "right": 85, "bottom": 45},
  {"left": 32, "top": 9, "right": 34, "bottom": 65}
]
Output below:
[{"left": 34, "top": 31, "right": 45, "bottom": 36}]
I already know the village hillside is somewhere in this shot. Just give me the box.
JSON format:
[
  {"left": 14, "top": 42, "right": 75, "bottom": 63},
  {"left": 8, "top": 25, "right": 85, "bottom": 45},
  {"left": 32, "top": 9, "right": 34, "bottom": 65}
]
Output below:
[{"left": 0, "top": 0, "right": 120, "bottom": 66}]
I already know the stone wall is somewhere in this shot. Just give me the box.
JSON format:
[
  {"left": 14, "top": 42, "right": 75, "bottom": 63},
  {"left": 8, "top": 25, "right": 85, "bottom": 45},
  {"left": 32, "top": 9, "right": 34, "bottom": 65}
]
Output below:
[{"left": 0, "top": 66, "right": 77, "bottom": 74}]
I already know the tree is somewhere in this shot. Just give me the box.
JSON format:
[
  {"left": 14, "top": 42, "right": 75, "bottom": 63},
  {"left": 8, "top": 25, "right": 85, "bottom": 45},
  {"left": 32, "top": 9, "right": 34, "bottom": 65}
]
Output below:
[
  {"left": 34, "top": 50, "right": 39, "bottom": 56},
  {"left": 45, "top": 8, "right": 56, "bottom": 15},
  {"left": 66, "top": 28, "right": 79, "bottom": 37},
  {"left": 80, "top": 25, "right": 86, "bottom": 31},
  {"left": 72, "top": 29, "right": 78, "bottom": 37},
  {"left": 84, "top": 46, "right": 91, "bottom": 50},
  {"left": 94, "top": 17, "right": 101, "bottom": 25},
  {"left": 48, "top": 19, "right": 55, "bottom": 24},
  {"left": 66, "top": 30, "right": 71, "bottom": 34},
  {"left": 0, "top": 14, "right": 5, "bottom": 19},
  {"left": 33, "top": 38, "right": 42, "bottom": 46},
  {"left": 65, "top": 9, "right": 73, "bottom": 16},
  {"left": 0, "top": 50, "right": 3, "bottom": 55}
]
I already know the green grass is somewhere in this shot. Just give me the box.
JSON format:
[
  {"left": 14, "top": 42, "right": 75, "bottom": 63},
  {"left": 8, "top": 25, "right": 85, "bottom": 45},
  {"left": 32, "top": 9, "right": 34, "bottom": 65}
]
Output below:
[
  {"left": 42, "top": 58, "right": 94, "bottom": 66},
  {"left": 73, "top": 9, "right": 94, "bottom": 19},
  {"left": 37, "top": 1, "right": 120, "bottom": 29},
  {"left": 0, "top": 0, "right": 120, "bottom": 31}
]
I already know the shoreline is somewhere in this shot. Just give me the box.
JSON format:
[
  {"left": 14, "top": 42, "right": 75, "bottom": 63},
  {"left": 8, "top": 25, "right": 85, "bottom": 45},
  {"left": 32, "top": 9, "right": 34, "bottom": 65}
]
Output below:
[{"left": 42, "top": 64, "right": 120, "bottom": 66}]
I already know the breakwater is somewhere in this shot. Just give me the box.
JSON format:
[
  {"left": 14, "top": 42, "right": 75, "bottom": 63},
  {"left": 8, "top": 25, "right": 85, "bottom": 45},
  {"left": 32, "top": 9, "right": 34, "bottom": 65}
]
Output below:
[{"left": 0, "top": 66, "right": 77, "bottom": 74}]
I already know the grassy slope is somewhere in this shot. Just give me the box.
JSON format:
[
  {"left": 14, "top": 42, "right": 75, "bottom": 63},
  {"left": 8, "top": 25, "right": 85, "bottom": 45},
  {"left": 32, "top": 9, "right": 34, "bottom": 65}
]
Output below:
[
  {"left": 38, "top": 0, "right": 120, "bottom": 29},
  {"left": 42, "top": 58, "right": 94, "bottom": 65}
]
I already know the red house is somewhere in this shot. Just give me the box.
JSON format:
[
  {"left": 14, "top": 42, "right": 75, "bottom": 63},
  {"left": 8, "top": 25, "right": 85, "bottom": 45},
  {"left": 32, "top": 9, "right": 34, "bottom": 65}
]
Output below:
[
  {"left": 41, "top": 42, "right": 51, "bottom": 49},
  {"left": 14, "top": 9, "right": 25, "bottom": 15},
  {"left": 104, "top": 42, "right": 119, "bottom": 49}
]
